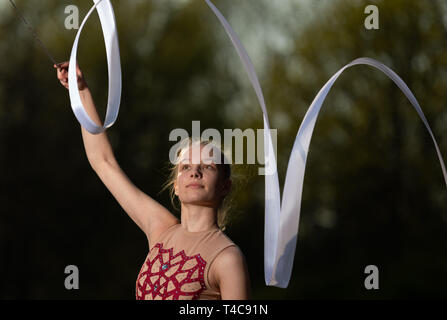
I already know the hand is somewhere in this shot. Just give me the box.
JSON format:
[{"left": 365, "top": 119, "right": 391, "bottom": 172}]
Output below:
[{"left": 54, "top": 61, "right": 88, "bottom": 91}]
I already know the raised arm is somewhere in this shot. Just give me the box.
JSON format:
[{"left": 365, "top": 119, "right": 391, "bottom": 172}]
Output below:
[{"left": 54, "top": 62, "right": 179, "bottom": 245}]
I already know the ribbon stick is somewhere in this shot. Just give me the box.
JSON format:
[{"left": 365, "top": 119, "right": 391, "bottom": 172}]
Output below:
[
  {"left": 205, "top": 0, "right": 447, "bottom": 288},
  {"left": 68, "top": 0, "right": 122, "bottom": 134},
  {"left": 8, "top": 0, "right": 58, "bottom": 65}
]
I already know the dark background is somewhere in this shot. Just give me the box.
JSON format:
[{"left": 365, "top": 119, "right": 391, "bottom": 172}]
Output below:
[{"left": 1, "top": 0, "right": 447, "bottom": 299}]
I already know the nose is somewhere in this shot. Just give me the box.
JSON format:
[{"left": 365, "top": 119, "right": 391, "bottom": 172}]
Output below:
[{"left": 190, "top": 165, "right": 202, "bottom": 178}]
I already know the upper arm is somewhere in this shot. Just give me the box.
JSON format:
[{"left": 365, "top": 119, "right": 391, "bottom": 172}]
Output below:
[
  {"left": 211, "top": 246, "right": 251, "bottom": 300},
  {"left": 93, "top": 157, "right": 179, "bottom": 242}
]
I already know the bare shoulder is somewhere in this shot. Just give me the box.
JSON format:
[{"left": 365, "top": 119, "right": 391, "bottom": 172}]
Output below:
[
  {"left": 211, "top": 245, "right": 251, "bottom": 299},
  {"left": 214, "top": 246, "right": 246, "bottom": 267},
  {"left": 209, "top": 246, "right": 246, "bottom": 282}
]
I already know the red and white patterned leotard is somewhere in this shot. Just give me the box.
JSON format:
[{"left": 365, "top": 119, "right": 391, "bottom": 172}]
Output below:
[{"left": 136, "top": 224, "right": 236, "bottom": 300}]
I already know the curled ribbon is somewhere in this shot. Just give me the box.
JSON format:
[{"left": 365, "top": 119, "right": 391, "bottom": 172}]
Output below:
[
  {"left": 205, "top": 0, "right": 447, "bottom": 288},
  {"left": 68, "top": 0, "right": 122, "bottom": 134}
]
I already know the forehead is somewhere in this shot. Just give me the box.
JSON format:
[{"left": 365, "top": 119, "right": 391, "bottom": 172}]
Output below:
[{"left": 177, "top": 143, "right": 222, "bottom": 164}]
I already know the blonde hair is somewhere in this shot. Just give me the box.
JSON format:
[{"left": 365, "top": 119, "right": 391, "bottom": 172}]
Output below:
[{"left": 160, "top": 137, "right": 233, "bottom": 230}]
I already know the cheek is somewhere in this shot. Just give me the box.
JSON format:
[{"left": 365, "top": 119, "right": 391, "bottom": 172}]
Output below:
[
  {"left": 207, "top": 174, "right": 221, "bottom": 191},
  {"left": 175, "top": 174, "right": 183, "bottom": 190},
  {"left": 176, "top": 175, "right": 183, "bottom": 188}
]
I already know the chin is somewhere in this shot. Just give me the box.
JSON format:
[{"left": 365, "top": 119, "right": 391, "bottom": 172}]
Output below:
[
  {"left": 182, "top": 196, "right": 214, "bottom": 205},
  {"left": 183, "top": 196, "right": 208, "bottom": 204}
]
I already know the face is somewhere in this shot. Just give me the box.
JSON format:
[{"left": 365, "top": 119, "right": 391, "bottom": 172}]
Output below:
[{"left": 174, "top": 143, "right": 231, "bottom": 208}]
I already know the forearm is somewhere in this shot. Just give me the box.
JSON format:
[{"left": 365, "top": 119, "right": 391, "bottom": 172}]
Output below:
[{"left": 79, "top": 87, "right": 116, "bottom": 169}]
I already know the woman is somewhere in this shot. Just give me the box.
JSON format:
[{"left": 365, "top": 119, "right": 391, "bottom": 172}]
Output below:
[{"left": 54, "top": 62, "right": 251, "bottom": 300}]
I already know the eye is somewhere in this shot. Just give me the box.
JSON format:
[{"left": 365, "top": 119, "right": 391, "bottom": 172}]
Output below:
[{"left": 181, "top": 164, "right": 190, "bottom": 170}]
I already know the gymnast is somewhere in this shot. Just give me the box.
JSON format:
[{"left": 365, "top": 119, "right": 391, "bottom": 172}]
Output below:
[{"left": 54, "top": 61, "right": 251, "bottom": 300}]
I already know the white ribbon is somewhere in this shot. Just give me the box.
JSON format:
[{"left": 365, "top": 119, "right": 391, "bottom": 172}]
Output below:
[
  {"left": 68, "top": 0, "right": 122, "bottom": 134},
  {"left": 205, "top": 0, "right": 447, "bottom": 288}
]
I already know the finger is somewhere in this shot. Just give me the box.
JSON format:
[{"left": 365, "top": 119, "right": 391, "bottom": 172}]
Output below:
[
  {"left": 56, "top": 63, "right": 69, "bottom": 73},
  {"left": 56, "top": 61, "right": 69, "bottom": 68},
  {"left": 57, "top": 69, "right": 66, "bottom": 79},
  {"left": 57, "top": 72, "right": 67, "bottom": 81}
]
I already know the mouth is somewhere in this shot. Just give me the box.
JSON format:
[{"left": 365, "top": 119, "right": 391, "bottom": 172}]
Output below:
[{"left": 187, "top": 183, "right": 204, "bottom": 188}]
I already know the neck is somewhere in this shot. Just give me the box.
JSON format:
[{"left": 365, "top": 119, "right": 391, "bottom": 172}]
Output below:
[{"left": 180, "top": 203, "right": 218, "bottom": 232}]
